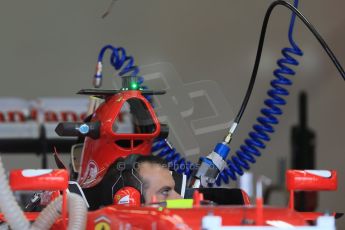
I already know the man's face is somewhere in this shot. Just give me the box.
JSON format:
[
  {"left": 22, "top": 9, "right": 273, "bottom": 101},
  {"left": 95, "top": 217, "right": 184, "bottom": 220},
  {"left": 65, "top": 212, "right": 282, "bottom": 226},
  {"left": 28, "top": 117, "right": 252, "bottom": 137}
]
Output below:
[{"left": 138, "top": 162, "right": 181, "bottom": 205}]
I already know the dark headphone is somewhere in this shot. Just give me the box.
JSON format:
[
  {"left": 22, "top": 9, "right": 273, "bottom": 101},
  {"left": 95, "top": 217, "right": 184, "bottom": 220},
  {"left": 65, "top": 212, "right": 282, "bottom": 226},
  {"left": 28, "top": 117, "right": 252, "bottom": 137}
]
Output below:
[
  {"left": 82, "top": 154, "right": 145, "bottom": 209},
  {"left": 111, "top": 154, "right": 145, "bottom": 205},
  {"left": 84, "top": 154, "right": 185, "bottom": 209}
]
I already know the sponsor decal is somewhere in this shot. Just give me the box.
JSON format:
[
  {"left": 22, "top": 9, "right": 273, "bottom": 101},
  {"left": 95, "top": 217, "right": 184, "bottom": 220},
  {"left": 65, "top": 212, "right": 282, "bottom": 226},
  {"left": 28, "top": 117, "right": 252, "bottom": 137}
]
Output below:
[
  {"left": 94, "top": 216, "right": 111, "bottom": 230},
  {"left": 94, "top": 222, "right": 110, "bottom": 230},
  {"left": 0, "top": 98, "right": 89, "bottom": 138},
  {"left": 22, "top": 169, "right": 53, "bottom": 177},
  {"left": 83, "top": 160, "right": 99, "bottom": 185},
  {"left": 0, "top": 98, "right": 88, "bottom": 123},
  {"left": 114, "top": 194, "right": 122, "bottom": 203},
  {"left": 118, "top": 195, "right": 130, "bottom": 204}
]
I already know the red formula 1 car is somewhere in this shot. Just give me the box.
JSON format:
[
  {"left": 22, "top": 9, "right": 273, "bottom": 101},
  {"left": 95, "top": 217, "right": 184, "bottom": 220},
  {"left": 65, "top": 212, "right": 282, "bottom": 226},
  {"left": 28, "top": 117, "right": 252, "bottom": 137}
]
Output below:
[
  {"left": 0, "top": 82, "right": 340, "bottom": 229},
  {"left": 1, "top": 0, "right": 344, "bottom": 227}
]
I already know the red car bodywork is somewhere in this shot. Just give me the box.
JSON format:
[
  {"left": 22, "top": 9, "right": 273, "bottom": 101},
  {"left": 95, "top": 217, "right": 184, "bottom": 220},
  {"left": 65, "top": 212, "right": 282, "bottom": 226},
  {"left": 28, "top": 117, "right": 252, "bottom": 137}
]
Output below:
[{"left": 78, "top": 91, "right": 161, "bottom": 188}]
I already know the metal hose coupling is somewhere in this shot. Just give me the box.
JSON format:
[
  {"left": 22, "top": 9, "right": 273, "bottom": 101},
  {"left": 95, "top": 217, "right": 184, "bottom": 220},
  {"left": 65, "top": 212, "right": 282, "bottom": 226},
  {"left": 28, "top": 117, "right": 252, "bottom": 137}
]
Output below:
[{"left": 194, "top": 143, "right": 230, "bottom": 187}]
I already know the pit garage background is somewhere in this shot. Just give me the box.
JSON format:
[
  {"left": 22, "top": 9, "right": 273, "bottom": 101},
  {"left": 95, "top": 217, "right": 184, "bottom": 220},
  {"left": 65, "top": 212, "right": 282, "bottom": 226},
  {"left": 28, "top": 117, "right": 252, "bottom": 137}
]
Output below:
[{"left": 0, "top": 0, "right": 344, "bottom": 228}]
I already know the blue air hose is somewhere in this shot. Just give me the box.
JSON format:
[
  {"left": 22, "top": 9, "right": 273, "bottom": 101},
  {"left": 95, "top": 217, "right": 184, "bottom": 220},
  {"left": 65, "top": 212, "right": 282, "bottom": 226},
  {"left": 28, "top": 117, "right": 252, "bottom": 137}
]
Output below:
[
  {"left": 95, "top": 45, "right": 141, "bottom": 86},
  {"left": 215, "top": 0, "right": 344, "bottom": 185},
  {"left": 216, "top": 0, "right": 302, "bottom": 185},
  {"left": 96, "top": 0, "right": 345, "bottom": 184},
  {"left": 151, "top": 139, "right": 195, "bottom": 177},
  {"left": 94, "top": 45, "right": 195, "bottom": 177},
  {"left": 152, "top": 0, "right": 345, "bottom": 184},
  {"left": 94, "top": 45, "right": 153, "bottom": 103},
  {"left": 153, "top": 0, "right": 303, "bottom": 182}
]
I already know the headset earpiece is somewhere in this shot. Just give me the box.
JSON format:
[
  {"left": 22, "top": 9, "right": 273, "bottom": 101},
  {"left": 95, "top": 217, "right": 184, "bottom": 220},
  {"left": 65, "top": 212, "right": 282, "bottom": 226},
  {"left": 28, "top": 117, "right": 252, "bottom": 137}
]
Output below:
[
  {"left": 113, "top": 186, "right": 141, "bottom": 206},
  {"left": 111, "top": 154, "right": 146, "bottom": 205}
]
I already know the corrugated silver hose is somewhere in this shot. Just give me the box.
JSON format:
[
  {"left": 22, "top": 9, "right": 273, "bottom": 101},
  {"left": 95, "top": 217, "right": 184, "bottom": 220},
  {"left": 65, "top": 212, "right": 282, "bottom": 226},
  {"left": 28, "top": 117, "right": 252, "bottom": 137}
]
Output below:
[
  {"left": 0, "top": 156, "right": 87, "bottom": 230},
  {"left": 32, "top": 193, "right": 87, "bottom": 230},
  {"left": 0, "top": 156, "right": 31, "bottom": 230}
]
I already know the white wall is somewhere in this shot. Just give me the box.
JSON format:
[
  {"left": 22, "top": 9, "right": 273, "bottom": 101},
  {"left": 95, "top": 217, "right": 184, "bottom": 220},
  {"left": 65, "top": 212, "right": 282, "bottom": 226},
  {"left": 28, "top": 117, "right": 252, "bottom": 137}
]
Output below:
[{"left": 0, "top": 0, "right": 344, "bottom": 227}]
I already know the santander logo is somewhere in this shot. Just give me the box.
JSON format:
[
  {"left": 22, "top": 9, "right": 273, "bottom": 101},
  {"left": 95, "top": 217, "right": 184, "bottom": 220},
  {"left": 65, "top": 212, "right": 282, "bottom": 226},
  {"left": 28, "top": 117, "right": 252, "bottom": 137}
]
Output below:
[
  {"left": 0, "top": 98, "right": 89, "bottom": 123},
  {"left": 0, "top": 109, "right": 87, "bottom": 123}
]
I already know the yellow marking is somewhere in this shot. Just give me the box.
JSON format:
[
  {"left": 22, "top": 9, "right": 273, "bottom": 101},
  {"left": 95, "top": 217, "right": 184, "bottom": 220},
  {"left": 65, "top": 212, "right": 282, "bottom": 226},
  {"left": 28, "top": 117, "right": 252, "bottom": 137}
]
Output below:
[
  {"left": 95, "top": 222, "right": 111, "bottom": 230},
  {"left": 116, "top": 96, "right": 123, "bottom": 102},
  {"left": 114, "top": 195, "right": 121, "bottom": 202}
]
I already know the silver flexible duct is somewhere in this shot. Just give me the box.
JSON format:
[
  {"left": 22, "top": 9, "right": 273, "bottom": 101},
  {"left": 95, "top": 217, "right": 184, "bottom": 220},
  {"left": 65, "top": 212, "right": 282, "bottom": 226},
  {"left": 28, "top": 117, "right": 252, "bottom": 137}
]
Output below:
[
  {"left": 0, "top": 156, "right": 87, "bottom": 230},
  {"left": 32, "top": 193, "right": 87, "bottom": 230},
  {"left": 0, "top": 156, "right": 31, "bottom": 230}
]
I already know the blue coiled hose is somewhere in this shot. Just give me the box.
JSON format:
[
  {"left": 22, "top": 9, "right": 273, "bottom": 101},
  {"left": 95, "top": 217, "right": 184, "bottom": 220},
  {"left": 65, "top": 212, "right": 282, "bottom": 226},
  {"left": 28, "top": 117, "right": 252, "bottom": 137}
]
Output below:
[
  {"left": 96, "top": 45, "right": 142, "bottom": 83},
  {"left": 152, "top": 0, "right": 303, "bottom": 184},
  {"left": 95, "top": 46, "right": 195, "bottom": 177},
  {"left": 215, "top": 0, "right": 302, "bottom": 185},
  {"left": 154, "top": 0, "right": 345, "bottom": 184},
  {"left": 97, "top": 0, "right": 345, "bottom": 185},
  {"left": 151, "top": 139, "right": 195, "bottom": 177},
  {"left": 95, "top": 45, "right": 153, "bottom": 103}
]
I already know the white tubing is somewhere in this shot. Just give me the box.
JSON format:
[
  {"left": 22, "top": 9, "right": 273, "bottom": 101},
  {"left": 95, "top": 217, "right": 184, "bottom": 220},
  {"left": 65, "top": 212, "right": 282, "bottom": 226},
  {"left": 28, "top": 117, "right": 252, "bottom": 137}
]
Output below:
[
  {"left": 0, "top": 156, "right": 30, "bottom": 230},
  {"left": 0, "top": 156, "right": 87, "bottom": 230},
  {"left": 0, "top": 224, "right": 9, "bottom": 230},
  {"left": 67, "top": 193, "right": 87, "bottom": 230},
  {"left": 66, "top": 193, "right": 88, "bottom": 230},
  {"left": 239, "top": 172, "right": 253, "bottom": 198},
  {"left": 31, "top": 196, "right": 63, "bottom": 230},
  {"left": 31, "top": 193, "right": 87, "bottom": 230}
]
